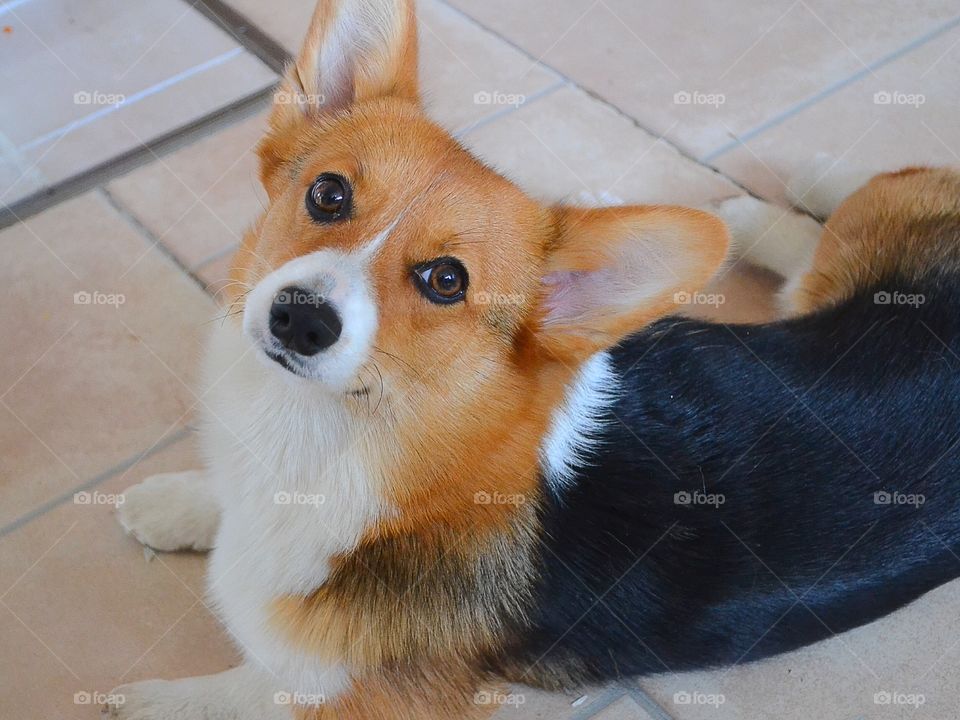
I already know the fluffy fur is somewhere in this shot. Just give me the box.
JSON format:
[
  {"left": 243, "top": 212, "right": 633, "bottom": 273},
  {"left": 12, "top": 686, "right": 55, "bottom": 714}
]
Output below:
[{"left": 109, "top": 0, "right": 960, "bottom": 717}]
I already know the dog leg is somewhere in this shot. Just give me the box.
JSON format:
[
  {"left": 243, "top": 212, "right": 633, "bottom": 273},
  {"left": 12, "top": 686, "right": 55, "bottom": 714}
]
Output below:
[
  {"left": 106, "top": 663, "right": 292, "bottom": 720},
  {"left": 117, "top": 470, "right": 219, "bottom": 552},
  {"left": 706, "top": 195, "right": 825, "bottom": 317}
]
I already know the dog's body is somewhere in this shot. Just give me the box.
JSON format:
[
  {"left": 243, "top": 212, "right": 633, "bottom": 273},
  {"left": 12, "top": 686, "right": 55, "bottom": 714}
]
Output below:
[{"left": 107, "top": 0, "right": 960, "bottom": 717}]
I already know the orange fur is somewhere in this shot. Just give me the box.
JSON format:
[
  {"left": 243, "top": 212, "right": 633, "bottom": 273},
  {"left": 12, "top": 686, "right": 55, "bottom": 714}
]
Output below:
[
  {"left": 224, "top": 0, "right": 730, "bottom": 714},
  {"left": 791, "top": 167, "right": 960, "bottom": 313}
]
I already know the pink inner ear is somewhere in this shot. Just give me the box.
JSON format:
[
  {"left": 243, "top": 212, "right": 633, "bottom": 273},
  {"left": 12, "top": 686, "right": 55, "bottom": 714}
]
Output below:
[{"left": 543, "top": 269, "right": 615, "bottom": 326}]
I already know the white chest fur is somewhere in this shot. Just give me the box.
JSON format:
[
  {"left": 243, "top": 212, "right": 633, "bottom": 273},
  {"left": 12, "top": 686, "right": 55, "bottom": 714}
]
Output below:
[{"left": 199, "top": 321, "right": 381, "bottom": 697}]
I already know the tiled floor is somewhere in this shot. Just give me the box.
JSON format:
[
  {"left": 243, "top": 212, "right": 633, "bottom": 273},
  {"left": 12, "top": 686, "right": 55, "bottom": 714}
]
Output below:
[{"left": 2, "top": 0, "right": 959, "bottom": 718}]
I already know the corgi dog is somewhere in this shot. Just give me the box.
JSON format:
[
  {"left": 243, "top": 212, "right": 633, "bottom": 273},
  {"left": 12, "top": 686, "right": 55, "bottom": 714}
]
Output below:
[{"left": 109, "top": 0, "right": 960, "bottom": 717}]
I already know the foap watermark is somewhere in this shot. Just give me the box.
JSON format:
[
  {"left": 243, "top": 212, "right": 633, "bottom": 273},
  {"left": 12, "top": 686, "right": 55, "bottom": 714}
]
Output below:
[
  {"left": 473, "top": 90, "right": 526, "bottom": 108},
  {"left": 474, "top": 690, "right": 525, "bottom": 707},
  {"left": 874, "top": 490, "right": 924, "bottom": 508},
  {"left": 673, "top": 690, "right": 726, "bottom": 708},
  {"left": 874, "top": 290, "right": 924, "bottom": 308},
  {"left": 274, "top": 490, "right": 326, "bottom": 508},
  {"left": 73, "top": 90, "right": 125, "bottom": 106},
  {"left": 74, "top": 690, "right": 125, "bottom": 706},
  {"left": 674, "top": 290, "right": 725, "bottom": 307},
  {"left": 873, "top": 90, "right": 925, "bottom": 108},
  {"left": 874, "top": 690, "right": 925, "bottom": 707},
  {"left": 673, "top": 90, "right": 726, "bottom": 108},
  {"left": 273, "top": 90, "right": 327, "bottom": 107},
  {"left": 473, "top": 291, "right": 525, "bottom": 306},
  {"left": 74, "top": 491, "right": 124, "bottom": 507},
  {"left": 674, "top": 490, "right": 725, "bottom": 508},
  {"left": 74, "top": 290, "right": 125, "bottom": 307},
  {"left": 274, "top": 691, "right": 326, "bottom": 706},
  {"left": 474, "top": 491, "right": 526, "bottom": 506},
  {"left": 274, "top": 288, "right": 328, "bottom": 307}
]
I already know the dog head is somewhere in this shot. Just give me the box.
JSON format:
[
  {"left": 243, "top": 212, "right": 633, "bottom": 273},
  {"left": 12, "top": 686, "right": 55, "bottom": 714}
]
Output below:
[{"left": 228, "top": 0, "right": 728, "bottom": 526}]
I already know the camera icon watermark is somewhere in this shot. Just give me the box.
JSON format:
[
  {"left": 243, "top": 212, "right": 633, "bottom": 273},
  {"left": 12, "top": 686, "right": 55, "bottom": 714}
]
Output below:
[
  {"left": 74, "top": 491, "right": 124, "bottom": 507},
  {"left": 873, "top": 290, "right": 924, "bottom": 308},
  {"left": 274, "top": 490, "right": 326, "bottom": 508},
  {"left": 874, "top": 690, "right": 925, "bottom": 707},
  {"left": 474, "top": 490, "right": 526, "bottom": 506},
  {"left": 74, "top": 290, "right": 126, "bottom": 307},
  {"left": 674, "top": 490, "right": 725, "bottom": 508},
  {"left": 474, "top": 690, "right": 525, "bottom": 706},
  {"left": 74, "top": 690, "right": 125, "bottom": 706},
  {"left": 273, "top": 90, "right": 326, "bottom": 107},
  {"left": 673, "top": 90, "right": 726, "bottom": 108},
  {"left": 473, "top": 90, "right": 526, "bottom": 108},
  {"left": 873, "top": 90, "right": 925, "bottom": 107},
  {"left": 274, "top": 691, "right": 326, "bottom": 706},
  {"left": 673, "top": 690, "right": 726, "bottom": 707},
  {"left": 674, "top": 290, "right": 725, "bottom": 307},
  {"left": 873, "top": 490, "right": 924, "bottom": 508},
  {"left": 73, "top": 90, "right": 125, "bottom": 107}
]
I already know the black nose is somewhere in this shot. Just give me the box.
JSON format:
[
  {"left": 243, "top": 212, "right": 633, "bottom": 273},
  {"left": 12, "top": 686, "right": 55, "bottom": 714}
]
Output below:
[{"left": 269, "top": 286, "right": 342, "bottom": 356}]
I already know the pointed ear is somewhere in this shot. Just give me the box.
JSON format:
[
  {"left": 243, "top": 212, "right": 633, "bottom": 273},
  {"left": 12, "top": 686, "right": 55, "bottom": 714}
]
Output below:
[
  {"left": 536, "top": 205, "right": 729, "bottom": 362},
  {"left": 273, "top": 0, "right": 418, "bottom": 120}
]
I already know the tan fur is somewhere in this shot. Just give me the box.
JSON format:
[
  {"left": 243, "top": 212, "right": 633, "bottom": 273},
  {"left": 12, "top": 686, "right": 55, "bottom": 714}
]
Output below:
[
  {"left": 224, "top": 0, "right": 730, "bottom": 714},
  {"left": 790, "top": 167, "right": 960, "bottom": 313}
]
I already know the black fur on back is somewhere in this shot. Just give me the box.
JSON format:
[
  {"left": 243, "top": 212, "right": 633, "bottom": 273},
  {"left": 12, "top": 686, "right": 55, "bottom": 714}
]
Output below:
[{"left": 501, "top": 271, "right": 960, "bottom": 685}]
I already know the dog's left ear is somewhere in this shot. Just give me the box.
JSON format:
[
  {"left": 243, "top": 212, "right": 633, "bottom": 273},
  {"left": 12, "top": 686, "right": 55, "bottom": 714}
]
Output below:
[
  {"left": 260, "top": 0, "right": 419, "bottom": 192},
  {"left": 535, "top": 205, "right": 729, "bottom": 363},
  {"left": 283, "top": 0, "right": 418, "bottom": 115}
]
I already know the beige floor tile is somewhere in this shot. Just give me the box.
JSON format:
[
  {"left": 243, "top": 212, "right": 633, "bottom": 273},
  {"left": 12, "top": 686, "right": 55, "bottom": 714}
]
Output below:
[
  {"left": 0, "top": 192, "right": 216, "bottom": 528},
  {"left": 222, "top": 0, "right": 560, "bottom": 133},
  {"left": 712, "top": 24, "right": 960, "bottom": 205},
  {"left": 0, "top": 438, "right": 239, "bottom": 720},
  {"left": 591, "top": 695, "right": 659, "bottom": 720},
  {"left": 447, "top": 0, "right": 958, "bottom": 158},
  {"left": 461, "top": 84, "right": 741, "bottom": 206},
  {"left": 491, "top": 685, "right": 606, "bottom": 719},
  {"left": 194, "top": 248, "right": 240, "bottom": 302},
  {"left": 106, "top": 112, "right": 269, "bottom": 271},
  {"left": 641, "top": 578, "right": 960, "bottom": 719},
  {"left": 1, "top": 0, "right": 275, "bottom": 199}
]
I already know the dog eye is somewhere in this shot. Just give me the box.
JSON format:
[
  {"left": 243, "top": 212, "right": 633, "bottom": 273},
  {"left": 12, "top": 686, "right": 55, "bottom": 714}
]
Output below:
[
  {"left": 413, "top": 258, "right": 468, "bottom": 304},
  {"left": 306, "top": 174, "right": 351, "bottom": 222}
]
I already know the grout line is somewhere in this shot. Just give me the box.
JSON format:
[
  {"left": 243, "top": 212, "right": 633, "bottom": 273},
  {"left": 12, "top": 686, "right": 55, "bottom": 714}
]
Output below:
[
  {"left": 703, "top": 13, "right": 960, "bottom": 162},
  {"left": 98, "top": 187, "right": 213, "bottom": 298},
  {"left": 0, "top": 0, "right": 33, "bottom": 17},
  {"left": 454, "top": 79, "right": 567, "bottom": 138},
  {"left": 193, "top": 241, "right": 240, "bottom": 273},
  {"left": 623, "top": 682, "right": 676, "bottom": 720},
  {"left": 18, "top": 48, "right": 246, "bottom": 153},
  {"left": 569, "top": 687, "right": 628, "bottom": 720},
  {"left": 192, "top": 0, "right": 293, "bottom": 74},
  {"left": 0, "top": 86, "right": 274, "bottom": 230},
  {"left": 435, "top": 0, "right": 764, "bottom": 202},
  {"left": 0, "top": 427, "right": 192, "bottom": 540}
]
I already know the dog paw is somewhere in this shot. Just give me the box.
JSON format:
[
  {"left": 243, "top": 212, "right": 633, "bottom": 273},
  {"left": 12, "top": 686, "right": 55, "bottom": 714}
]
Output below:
[
  {"left": 117, "top": 471, "right": 219, "bottom": 552},
  {"left": 104, "top": 680, "right": 194, "bottom": 720}
]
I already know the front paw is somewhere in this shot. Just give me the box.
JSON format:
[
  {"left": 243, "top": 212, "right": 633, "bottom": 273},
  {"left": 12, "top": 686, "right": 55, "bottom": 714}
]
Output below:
[
  {"left": 103, "top": 679, "right": 184, "bottom": 720},
  {"left": 117, "top": 471, "right": 219, "bottom": 552}
]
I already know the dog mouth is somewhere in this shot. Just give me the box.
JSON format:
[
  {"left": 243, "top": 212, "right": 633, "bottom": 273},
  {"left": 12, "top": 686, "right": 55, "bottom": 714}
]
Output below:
[
  {"left": 264, "top": 349, "right": 371, "bottom": 398},
  {"left": 265, "top": 349, "right": 307, "bottom": 378}
]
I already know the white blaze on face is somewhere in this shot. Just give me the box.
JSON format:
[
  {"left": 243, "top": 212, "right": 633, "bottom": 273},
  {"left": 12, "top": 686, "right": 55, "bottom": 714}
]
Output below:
[{"left": 242, "top": 218, "right": 400, "bottom": 390}]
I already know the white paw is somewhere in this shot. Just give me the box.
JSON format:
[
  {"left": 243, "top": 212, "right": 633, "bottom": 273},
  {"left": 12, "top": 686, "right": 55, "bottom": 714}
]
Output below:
[
  {"left": 708, "top": 195, "right": 822, "bottom": 279},
  {"left": 105, "top": 679, "right": 198, "bottom": 720},
  {"left": 117, "top": 471, "right": 219, "bottom": 552}
]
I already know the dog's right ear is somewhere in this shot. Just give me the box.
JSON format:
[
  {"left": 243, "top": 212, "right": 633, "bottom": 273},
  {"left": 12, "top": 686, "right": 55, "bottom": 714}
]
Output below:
[{"left": 260, "top": 0, "right": 419, "bottom": 188}]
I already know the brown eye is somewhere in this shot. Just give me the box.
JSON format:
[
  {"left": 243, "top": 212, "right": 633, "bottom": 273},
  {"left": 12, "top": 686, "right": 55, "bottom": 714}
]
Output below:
[
  {"left": 306, "top": 174, "right": 351, "bottom": 222},
  {"left": 413, "top": 258, "right": 468, "bottom": 304}
]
